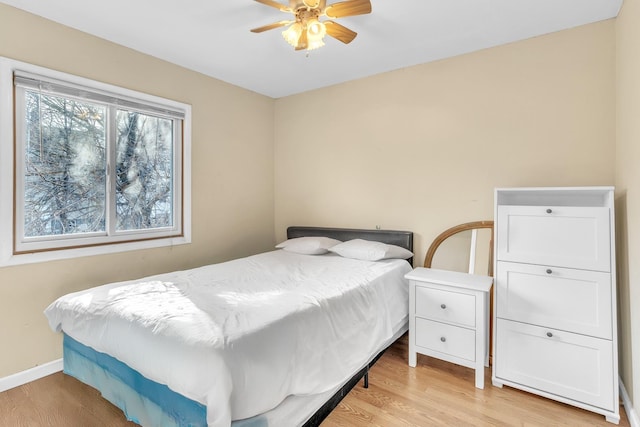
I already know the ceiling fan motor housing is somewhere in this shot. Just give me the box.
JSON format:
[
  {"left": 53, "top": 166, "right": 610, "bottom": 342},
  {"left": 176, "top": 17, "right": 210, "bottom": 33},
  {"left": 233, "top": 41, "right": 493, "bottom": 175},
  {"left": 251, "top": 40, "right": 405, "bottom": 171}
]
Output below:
[{"left": 295, "top": 7, "right": 321, "bottom": 24}]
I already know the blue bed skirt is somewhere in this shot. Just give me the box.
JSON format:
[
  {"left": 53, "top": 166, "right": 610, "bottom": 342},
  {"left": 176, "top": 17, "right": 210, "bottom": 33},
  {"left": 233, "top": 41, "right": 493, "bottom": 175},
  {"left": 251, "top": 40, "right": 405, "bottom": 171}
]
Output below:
[{"left": 63, "top": 334, "right": 266, "bottom": 427}]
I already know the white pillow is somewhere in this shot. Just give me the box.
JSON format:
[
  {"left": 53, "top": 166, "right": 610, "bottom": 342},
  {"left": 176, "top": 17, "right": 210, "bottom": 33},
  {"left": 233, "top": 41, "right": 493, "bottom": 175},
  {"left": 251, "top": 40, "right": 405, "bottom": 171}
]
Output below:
[
  {"left": 275, "top": 236, "right": 342, "bottom": 255},
  {"left": 329, "top": 239, "right": 413, "bottom": 261}
]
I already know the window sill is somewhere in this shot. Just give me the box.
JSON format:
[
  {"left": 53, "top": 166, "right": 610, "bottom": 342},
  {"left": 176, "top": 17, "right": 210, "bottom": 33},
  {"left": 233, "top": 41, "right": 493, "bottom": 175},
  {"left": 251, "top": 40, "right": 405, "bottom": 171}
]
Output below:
[{"left": 0, "top": 234, "right": 191, "bottom": 267}]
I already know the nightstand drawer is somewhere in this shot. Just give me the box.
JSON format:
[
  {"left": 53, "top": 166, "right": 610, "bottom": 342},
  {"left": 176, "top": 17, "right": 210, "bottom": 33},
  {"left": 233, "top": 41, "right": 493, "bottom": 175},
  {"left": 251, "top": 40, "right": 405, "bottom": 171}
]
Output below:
[
  {"left": 415, "top": 286, "right": 475, "bottom": 327},
  {"left": 415, "top": 317, "right": 475, "bottom": 361}
]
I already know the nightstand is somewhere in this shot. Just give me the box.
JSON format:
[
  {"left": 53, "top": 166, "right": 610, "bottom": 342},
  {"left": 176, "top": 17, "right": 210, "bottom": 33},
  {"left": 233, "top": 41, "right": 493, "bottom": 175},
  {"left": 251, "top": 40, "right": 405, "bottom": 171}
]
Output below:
[{"left": 405, "top": 267, "right": 493, "bottom": 389}]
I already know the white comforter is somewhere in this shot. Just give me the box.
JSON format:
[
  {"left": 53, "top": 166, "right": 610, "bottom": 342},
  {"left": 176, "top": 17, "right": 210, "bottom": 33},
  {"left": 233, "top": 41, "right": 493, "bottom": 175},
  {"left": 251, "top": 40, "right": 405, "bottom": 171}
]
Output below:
[{"left": 45, "top": 250, "right": 411, "bottom": 427}]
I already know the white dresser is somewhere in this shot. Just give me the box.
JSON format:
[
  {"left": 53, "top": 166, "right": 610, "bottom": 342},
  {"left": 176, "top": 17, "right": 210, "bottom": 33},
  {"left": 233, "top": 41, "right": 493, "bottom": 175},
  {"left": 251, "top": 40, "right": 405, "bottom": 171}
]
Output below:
[
  {"left": 492, "top": 187, "right": 619, "bottom": 424},
  {"left": 406, "top": 268, "right": 493, "bottom": 389}
]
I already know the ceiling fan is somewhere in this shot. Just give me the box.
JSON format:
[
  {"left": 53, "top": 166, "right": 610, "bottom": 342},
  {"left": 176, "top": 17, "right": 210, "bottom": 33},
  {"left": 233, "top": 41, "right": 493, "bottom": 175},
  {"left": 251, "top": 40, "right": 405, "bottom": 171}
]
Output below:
[{"left": 250, "top": 0, "right": 372, "bottom": 51}]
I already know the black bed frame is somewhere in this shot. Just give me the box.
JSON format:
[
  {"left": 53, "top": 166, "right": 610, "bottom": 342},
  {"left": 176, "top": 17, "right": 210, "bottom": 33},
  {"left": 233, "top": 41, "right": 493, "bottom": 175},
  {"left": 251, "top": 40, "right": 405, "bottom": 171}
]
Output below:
[{"left": 286, "top": 226, "right": 414, "bottom": 427}]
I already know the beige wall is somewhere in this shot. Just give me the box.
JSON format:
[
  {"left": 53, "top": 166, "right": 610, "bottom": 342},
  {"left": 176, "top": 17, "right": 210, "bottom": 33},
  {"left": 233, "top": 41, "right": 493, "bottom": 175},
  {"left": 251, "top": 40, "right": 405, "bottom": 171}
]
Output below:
[
  {"left": 616, "top": 0, "right": 640, "bottom": 413},
  {"left": 274, "top": 21, "right": 616, "bottom": 264},
  {"left": 0, "top": 4, "right": 275, "bottom": 377}
]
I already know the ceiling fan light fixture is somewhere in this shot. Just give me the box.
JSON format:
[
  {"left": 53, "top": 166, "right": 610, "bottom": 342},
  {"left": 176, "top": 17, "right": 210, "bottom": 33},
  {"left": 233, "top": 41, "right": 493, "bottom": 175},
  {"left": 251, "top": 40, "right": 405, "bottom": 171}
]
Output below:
[
  {"left": 306, "top": 37, "right": 325, "bottom": 50},
  {"left": 307, "top": 19, "right": 326, "bottom": 38},
  {"left": 282, "top": 22, "right": 303, "bottom": 46},
  {"left": 305, "top": 19, "right": 326, "bottom": 50}
]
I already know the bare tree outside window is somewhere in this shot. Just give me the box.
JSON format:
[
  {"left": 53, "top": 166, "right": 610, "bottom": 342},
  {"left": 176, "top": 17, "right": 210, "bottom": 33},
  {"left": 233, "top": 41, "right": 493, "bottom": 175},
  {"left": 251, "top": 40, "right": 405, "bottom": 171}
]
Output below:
[
  {"left": 23, "top": 95, "right": 176, "bottom": 238},
  {"left": 115, "top": 110, "right": 174, "bottom": 231},
  {"left": 23, "top": 91, "right": 106, "bottom": 237}
]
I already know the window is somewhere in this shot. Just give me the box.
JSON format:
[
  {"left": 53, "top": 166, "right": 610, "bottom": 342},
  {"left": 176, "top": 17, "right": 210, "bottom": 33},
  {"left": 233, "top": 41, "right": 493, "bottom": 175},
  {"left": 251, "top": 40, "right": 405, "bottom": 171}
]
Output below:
[{"left": 0, "top": 58, "right": 191, "bottom": 265}]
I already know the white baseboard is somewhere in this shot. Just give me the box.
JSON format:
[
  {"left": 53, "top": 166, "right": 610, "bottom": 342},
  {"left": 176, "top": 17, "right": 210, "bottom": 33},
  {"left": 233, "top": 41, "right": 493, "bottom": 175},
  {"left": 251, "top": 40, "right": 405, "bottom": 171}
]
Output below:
[
  {"left": 621, "top": 377, "right": 640, "bottom": 427},
  {"left": 0, "top": 359, "right": 63, "bottom": 393}
]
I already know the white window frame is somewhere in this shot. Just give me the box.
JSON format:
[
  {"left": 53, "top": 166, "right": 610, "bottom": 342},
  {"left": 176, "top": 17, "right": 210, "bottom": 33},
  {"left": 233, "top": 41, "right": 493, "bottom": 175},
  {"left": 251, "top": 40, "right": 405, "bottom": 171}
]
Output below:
[{"left": 0, "top": 57, "right": 191, "bottom": 266}]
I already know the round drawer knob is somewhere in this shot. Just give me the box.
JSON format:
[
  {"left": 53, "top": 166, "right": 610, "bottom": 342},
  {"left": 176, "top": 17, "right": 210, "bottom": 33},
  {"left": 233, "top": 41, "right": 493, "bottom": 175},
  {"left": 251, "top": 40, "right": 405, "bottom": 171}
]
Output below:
[
  {"left": 546, "top": 208, "right": 552, "bottom": 214},
  {"left": 440, "top": 337, "right": 446, "bottom": 342},
  {"left": 546, "top": 332, "right": 553, "bottom": 338},
  {"left": 440, "top": 304, "right": 446, "bottom": 309},
  {"left": 546, "top": 269, "right": 552, "bottom": 274}
]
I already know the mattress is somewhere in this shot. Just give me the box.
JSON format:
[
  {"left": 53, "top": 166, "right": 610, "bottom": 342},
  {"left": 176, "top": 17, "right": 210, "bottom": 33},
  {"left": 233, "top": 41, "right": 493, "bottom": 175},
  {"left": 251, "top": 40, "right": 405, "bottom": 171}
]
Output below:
[{"left": 45, "top": 250, "right": 411, "bottom": 427}]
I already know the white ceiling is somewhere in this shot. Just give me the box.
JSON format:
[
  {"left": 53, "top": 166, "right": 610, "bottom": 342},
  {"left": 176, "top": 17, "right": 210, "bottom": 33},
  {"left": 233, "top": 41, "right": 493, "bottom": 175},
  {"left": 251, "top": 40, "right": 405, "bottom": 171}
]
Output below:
[{"left": 0, "top": 0, "right": 623, "bottom": 98}]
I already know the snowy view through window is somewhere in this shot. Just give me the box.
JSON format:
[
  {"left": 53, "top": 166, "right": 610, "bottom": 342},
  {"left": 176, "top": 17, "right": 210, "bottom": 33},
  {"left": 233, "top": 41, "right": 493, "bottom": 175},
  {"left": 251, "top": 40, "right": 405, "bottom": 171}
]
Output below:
[{"left": 23, "top": 91, "right": 174, "bottom": 239}]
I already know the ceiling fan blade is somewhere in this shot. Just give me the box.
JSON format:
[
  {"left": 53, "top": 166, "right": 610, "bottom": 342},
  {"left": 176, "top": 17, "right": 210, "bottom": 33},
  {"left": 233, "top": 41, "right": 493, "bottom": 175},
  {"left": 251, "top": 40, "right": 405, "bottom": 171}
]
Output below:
[
  {"left": 324, "top": 0, "right": 371, "bottom": 18},
  {"left": 302, "top": 0, "right": 321, "bottom": 7},
  {"left": 324, "top": 20, "right": 357, "bottom": 44},
  {"left": 250, "top": 20, "right": 293, "bottom": 33},
  {"left": 254, "top": 0, "right": 291, "bottom": 12}
]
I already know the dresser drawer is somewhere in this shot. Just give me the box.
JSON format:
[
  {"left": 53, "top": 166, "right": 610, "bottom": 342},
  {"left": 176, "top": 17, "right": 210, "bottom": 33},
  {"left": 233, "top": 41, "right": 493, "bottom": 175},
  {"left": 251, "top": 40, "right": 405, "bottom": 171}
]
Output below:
[
  {"left": 494, "top": 319, "right": 614, "bottom": 411},
  {"left": 496, "top": 261, "right": 612, "bottom": 339},
  {"left": 415, "top": 318, "right": 475, "bottom": 361},
  {"left": 496, "top": 205, "right": 611, "bottom": 272},
  {"left": 415, "top": 285, "right": 475, "bottom": 327}
]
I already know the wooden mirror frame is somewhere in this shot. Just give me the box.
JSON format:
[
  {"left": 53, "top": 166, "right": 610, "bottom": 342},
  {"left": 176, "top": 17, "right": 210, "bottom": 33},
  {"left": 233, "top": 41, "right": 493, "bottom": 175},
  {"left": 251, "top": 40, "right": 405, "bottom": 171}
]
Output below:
[{"left": 423, "top": 220, "right": 494, "bottom": 275}]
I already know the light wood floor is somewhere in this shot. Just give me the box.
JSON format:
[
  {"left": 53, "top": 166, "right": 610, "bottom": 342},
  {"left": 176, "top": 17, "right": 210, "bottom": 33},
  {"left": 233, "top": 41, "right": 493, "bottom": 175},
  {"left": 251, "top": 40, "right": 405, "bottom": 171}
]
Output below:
[
  {"left": 323, "top": 335, "right": 630, "bottom": 426},
  {"left": 0, "top": 334, "right": 630, "bottom": 426}
]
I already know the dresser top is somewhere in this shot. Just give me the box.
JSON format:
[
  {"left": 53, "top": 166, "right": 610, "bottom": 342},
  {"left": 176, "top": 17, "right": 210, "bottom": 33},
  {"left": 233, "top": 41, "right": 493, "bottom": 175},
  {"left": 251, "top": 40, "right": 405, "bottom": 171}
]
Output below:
[{"left": 405, "top": 267, "right": 493, "bottom": 292}]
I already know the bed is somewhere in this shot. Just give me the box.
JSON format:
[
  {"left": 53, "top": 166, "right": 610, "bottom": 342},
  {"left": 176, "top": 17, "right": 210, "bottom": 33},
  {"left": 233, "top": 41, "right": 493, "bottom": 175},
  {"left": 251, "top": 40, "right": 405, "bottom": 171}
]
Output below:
[{"left": 44, "top": 226, "right": 414, "bottom": 427}]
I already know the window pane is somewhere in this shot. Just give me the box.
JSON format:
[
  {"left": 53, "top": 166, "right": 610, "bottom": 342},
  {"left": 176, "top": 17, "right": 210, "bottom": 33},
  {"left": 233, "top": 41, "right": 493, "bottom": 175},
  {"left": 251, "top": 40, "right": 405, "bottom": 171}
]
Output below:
[
  {"left": 115, "top": 110, "right": 174, "bottom": 231},
  {"left": 23, "top": 91, "right": 106, "bottom": 237}
]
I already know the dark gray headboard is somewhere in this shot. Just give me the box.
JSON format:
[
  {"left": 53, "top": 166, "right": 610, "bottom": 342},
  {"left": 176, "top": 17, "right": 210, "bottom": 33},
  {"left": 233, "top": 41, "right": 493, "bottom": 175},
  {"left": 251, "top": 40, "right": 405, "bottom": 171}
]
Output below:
[{"left": 287, "top": 226, "right": 414, "bottom": 265}]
